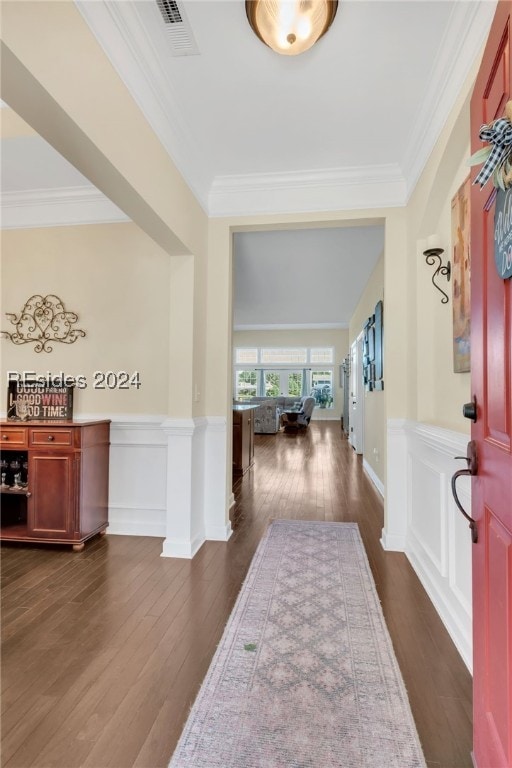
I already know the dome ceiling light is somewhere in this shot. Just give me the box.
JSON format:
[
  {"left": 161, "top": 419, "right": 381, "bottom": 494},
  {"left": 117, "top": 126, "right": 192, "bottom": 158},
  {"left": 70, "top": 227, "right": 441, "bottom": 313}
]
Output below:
[{"left": 246, "top": 0, "right": 338, "bottom": 56}]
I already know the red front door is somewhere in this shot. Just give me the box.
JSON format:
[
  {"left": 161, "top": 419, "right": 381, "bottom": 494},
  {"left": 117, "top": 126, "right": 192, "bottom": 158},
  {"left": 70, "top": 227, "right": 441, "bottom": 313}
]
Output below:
[{"left": 470, "top": 3, "right": 512, "bottom": 766}]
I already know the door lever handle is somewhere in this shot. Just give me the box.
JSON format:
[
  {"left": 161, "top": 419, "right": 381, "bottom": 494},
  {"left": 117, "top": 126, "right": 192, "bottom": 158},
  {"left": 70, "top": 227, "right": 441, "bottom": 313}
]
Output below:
[{"left": 451, "top": 440, "right": 478, "bottom": 544}]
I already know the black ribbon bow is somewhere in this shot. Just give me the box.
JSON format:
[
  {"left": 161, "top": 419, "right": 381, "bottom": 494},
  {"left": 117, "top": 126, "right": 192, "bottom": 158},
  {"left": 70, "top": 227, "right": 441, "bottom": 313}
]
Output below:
[{"left": 474, "top": 117, "right": 512, "bottom": 187}]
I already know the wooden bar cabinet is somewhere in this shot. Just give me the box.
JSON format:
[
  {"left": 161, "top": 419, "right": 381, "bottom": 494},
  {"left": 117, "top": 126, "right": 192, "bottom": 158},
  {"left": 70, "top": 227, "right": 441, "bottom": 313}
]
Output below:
[
  {"left": 232, "top": 404, "right": 257, "bottom": 476},
  {"left": 0, "top": 420, "right": 110, "bottom": 551}
]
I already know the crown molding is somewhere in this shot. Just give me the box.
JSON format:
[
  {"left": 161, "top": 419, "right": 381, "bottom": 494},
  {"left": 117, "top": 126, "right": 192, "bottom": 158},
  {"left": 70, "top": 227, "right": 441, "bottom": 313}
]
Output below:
[
  {"left": 401, "top": 0, "right": 497, "bottom": 199},
  {"left": 0, "top": 186, "right": 129, "bottom": 229},
  {"left": 75, "top": 1, "right": 407, "bottom": 217},
  {"left": 233, "top": 323, "right": 349, "bottom": 331},
  {"left": 58, "top": 1, "right": 495, "bottom": 219},
  {"left": 75, "top": 0, "right": 209, "bottom": 213},
  {"left": 209, "top": 164, "right": 407, "bottom": 218}
]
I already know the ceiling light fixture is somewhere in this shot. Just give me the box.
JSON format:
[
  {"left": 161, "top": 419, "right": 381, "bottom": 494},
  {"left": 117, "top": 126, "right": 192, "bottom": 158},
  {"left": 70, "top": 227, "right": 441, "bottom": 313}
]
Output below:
[{"left": 246, "top": 0, "right": 338, "bottom": 56}]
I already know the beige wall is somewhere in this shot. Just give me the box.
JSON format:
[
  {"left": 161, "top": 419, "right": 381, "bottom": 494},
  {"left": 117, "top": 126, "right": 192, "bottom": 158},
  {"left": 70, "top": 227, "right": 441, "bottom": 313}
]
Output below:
[
  {"left": 233, "top": 328, "right": 349, "bottom": 420},
  {"left": 405, "top": 59, "right": 477, "bottom": 434},
  {"left": 349, "top": 254, "right": 385, "bottom": 485},
  {"left": 0, "top": 0, "right": 478, "bottom": 536},
  {"left": 1, "top": 223, "right": 171, "bottom": 415},
  {"left": 1, "top": 0, "right": 210, "bottom": 421},
  {"left": 349, "top": 253, "right": 384, "bottom": 342}
]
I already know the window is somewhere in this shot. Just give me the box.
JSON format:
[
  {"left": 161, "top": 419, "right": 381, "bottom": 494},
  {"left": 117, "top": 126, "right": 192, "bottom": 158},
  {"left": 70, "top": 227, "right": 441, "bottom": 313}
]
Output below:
[
  {"left": 264, "top": 370, "right": 304, "bottom": 397},
  {"left": 310, "top": 370, "right": 333, "bottom": 408},
  {"left": 310, "top": 347, "right": 334, "bottom": 364},
  {"left": 235, "top": 348, "right": 258, "bottom": 365},
  {"left": 265, "top": 372, "right": 280, "bottom": 397},
  {"left": 235, "top": 370, "right": 257, "bottom": 400},
  {"left": 261, "top": 348, "right": 307, "bottom": 364},
  {"left": 233, "top": 346, "right": 336, "bottom": 409}
]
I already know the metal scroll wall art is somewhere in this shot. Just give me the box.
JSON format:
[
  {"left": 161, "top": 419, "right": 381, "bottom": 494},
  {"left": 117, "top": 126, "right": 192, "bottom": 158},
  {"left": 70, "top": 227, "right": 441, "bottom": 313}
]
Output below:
[{"left": 1, "top": 295, "right": 86, "bottom": 353}]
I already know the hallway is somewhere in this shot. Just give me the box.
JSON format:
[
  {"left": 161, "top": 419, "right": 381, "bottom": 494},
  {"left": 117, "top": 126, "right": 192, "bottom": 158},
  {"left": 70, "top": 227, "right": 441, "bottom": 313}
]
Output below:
[
  {"left": 235, "top": 423, "right": 473, "bottom": 767},
  {"left": 1, "top": 423, "right": 472, "bottom": 767}
]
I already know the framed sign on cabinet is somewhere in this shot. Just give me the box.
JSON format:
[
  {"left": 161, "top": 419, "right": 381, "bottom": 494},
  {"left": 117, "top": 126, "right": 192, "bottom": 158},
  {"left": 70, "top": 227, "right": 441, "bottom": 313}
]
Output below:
[{"left": 7, "top": 378, "right": 74, "bottom": 421}]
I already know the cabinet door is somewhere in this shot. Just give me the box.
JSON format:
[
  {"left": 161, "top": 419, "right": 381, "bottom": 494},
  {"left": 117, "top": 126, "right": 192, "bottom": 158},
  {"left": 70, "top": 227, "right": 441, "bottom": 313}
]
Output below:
[
  {"left": 28, "top": 453, "right": 75, "bottom": 537},
  {"left": 240, "top": 411, "right": 254, "bottom": 472},
  {"left": 248, "top": 409, "right": 254, "bottom": 466}
]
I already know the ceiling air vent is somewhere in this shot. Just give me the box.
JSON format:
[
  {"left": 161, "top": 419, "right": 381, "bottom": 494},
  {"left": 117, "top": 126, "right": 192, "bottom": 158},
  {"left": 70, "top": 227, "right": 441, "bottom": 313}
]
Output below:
[{"left": 155, "top": 0, "right": 200, "bottom": 56}]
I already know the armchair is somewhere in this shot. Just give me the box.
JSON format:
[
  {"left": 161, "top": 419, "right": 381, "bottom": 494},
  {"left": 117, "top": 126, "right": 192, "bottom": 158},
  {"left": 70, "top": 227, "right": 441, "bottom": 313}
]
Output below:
[
  {"left": 297, "top": 396, "right": 316, "bottom": 426},
  {"left": 280, "top": 396, "right": 316, "bottom": 431}
]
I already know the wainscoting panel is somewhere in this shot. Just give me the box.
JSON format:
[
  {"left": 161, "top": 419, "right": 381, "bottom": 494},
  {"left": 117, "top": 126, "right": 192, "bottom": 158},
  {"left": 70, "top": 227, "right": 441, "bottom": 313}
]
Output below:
[
  {"left": 408, "top": 454, "right": 447, "bottom": 577},
  {"left": 107, "top": 416, "right": 168, "bottom": 537},
  {"left": 85, "top": 415, "right": 231, "bottom": 552},
  {"left": 449, "top": 476, "right": 472, "bottom": 618},
  {"left": 405, "top": 422, "right": 473, "bottom": 671}
]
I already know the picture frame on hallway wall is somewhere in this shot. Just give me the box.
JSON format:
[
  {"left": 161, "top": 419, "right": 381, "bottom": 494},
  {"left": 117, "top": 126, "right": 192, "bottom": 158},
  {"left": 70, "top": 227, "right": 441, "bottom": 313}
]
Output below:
[
  {"left": 362, "top": 301, "right": 384, "bottom": 392},
  {"left": 451, "top": 175, "right": 471, "bottom": 373}
]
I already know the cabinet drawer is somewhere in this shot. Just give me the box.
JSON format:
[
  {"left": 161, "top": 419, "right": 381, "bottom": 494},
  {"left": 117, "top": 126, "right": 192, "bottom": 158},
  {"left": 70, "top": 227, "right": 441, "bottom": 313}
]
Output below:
[
  {"left": 1, "top": 428, "right": 28, "bottom": 447},
  {"left": 30, "top": 429, "right": 74, "bottom": 448}
]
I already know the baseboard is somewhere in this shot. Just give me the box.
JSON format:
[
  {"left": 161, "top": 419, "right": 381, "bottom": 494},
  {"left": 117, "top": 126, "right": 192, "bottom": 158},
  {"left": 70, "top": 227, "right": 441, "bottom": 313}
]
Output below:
[
  {"left": 107, "top": 503, "right": 166, "bottom": 537},
  {"left": 205, "top": 522, "right": 233, "bottom": 541},
  {"left": 406, "top": 535, "right": 472, "bottom": 671},
  {"left": 380, "top": 529, "right": 407, "bottom": 551},
  {"left": 363, "top": 458, "right": 384, "bottom": 497},
  {"left": 161, "top": 533, "right": 205, "bottom": 559}
]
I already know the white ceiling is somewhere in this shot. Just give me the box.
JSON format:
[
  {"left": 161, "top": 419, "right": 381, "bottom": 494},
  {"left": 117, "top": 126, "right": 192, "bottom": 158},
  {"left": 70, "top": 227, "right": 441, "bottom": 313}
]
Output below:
[
  {"left": 135, "top": 0, "right": 450, "bottom": 177},
  {"left": 233, "top": 225, "right": 384, "bottom": 328},
  {"left": 0, "top": 0, "right": 496, "bottom": 326},
  {"left": 75, "top": 0, "right": 496, "bottom": 213},
  {"left": 1, "top": 136, "right": 91, "bottom": 192}
]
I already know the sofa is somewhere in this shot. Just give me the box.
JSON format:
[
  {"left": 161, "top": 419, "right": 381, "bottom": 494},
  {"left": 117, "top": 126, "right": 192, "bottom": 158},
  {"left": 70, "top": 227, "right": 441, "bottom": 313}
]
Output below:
[
  {"left": 249, "top": 396, "right": 301, "bottom": 434},
  {"left": 247, "top": 396, "right": 316, "bottom": 434}
]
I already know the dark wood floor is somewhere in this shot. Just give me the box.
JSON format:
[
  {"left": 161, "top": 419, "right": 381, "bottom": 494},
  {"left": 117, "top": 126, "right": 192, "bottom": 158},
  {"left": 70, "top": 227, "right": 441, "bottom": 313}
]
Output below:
[{"left": 1, "top": 422, "right": 472, "bottom": 768}]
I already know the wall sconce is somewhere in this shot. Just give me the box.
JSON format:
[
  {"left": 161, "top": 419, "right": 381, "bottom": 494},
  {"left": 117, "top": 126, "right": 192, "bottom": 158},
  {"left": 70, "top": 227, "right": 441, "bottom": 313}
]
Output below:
[
  {"left": 423, "top": 235, "right": 451, "bottom": 304},
  {"left": 246, "top": 0, "right": 338, "bottom": 56}
]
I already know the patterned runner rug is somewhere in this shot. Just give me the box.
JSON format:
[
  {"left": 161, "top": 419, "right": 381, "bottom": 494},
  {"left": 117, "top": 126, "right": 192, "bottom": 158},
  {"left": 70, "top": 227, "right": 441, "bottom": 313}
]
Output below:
[{"left": 169, "top": 520, "right": 426, "bottom": 768}]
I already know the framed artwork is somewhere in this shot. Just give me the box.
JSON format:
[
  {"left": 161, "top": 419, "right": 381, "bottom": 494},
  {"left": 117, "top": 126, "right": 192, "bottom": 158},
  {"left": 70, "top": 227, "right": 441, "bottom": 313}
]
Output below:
[
  {"left": 368, "top": 326, "right": 375, "bottom": 362},
  {"left": 362, "top": 302, "right": 384, "bottom": 391},
  {"left": 373, "top": 300, "right": 384, "bottom": 389},
  {"left": 451, "top": 176, "right": 471, "bottom": 373}
]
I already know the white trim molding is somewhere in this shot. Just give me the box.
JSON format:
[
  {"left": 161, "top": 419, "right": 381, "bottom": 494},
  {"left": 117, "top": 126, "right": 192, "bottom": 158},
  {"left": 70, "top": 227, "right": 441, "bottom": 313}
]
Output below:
[
  {"left": 384, "top": 419, "right": 473, "bottom": 670},
  {"left": 0, "top": 186, "right": 129, "bottom": 229},
  {"left": 234, "top": 322, "right": 349, "bottom": 332},
  {"left": 363, "top": 458, "right": 384, "bottom": 498},
  {"left": 161, "top": 417, "right": 206, "bottom": 558},
  {"left": 382, "top": 418, "right": 409, "bottom": 551},
  {"left": 401, "top": 0, "right": 497, "bottom": 198},
  {"left": 209, "top": 165, "right": 406, "bottom": 218},
  {"left": 204, "top": 416, "right": 232, "bottom": 542},
  {"left": 75, "top": 0, "right": 209, "bottom": 212}
]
